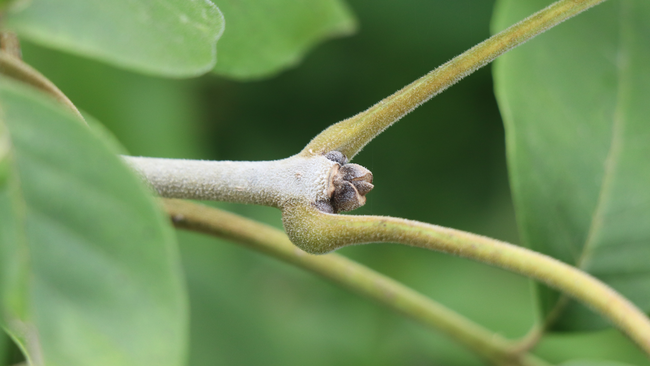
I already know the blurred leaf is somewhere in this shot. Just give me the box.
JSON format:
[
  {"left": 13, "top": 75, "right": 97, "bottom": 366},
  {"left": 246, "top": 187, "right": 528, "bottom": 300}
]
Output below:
[
  {"left": 0, "top": 77, "right": 188, "bottom": 366},
  {"left": 212, "top": 0, "right": 356, "bottom": 79},
  {"left": 4, "top": 0, "right": 224, "bottom": 77},
  {"left": 20, "top": 40, "right": 206, "bottom": 159},
  {"left": 493, "top": 0, "right": 650, "bottom": 330}
]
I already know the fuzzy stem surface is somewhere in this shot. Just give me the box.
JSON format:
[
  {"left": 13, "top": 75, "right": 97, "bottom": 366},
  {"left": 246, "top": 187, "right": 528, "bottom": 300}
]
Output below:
[
  {"left": 163, "top": 199, "right": 550, "bottom": 366},
  {"left": 126, "top": 155, "right": 337, "bottom": 207},
  {"left": 301, "top": 0, "right": 608, "bottom": 159}
]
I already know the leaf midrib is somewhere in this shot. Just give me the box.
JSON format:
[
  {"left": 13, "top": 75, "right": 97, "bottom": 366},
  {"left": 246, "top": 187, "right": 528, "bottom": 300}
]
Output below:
[{"left": 576, "top": 1, "right": 628, "bottom": 270}]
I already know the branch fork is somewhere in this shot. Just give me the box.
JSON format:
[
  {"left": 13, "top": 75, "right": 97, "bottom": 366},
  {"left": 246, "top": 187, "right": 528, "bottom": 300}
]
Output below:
[
  {"left": 124, "top": 0, "right": 650, "bottom": 356},
  {"left": 3, "top": 0, "right": 650, "bottom": 361}
]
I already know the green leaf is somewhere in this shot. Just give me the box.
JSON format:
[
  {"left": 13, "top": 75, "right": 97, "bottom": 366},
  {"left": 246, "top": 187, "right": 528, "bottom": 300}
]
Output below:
[
  {"left": 0, "top": 78, "right": 188, "bottom": 366},
  {"left": 212, "top": 0, "right": 356, "bottom": 79},
  {"left": 4, "top": 0, "right": 224, "bottom": 77},
  {"left": 493, "top": 0, "right": 650, "bottom": 330}
]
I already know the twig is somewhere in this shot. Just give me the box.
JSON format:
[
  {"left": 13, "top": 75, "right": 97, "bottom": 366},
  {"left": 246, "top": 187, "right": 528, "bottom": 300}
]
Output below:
[
  {"left": 281, "top": 205, "right": 650, "bottom": 356},
  {"left": 128, "top": 0, "right": 608, "bottom": 211},
  {"left": 163, "top": 199, "right": 550, "bottom": 366},
  {"left": 120, "top": 0, "right": 649, "bottom": 358},
  {"left": 125, "top": 155, "right": 338, "bottom": 208},
  {"left": 300, "top": 0, "right": 608, "bottom": 159}
]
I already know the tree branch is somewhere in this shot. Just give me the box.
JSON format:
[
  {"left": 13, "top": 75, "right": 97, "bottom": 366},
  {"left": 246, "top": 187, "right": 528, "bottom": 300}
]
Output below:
[
  {"left": 125, "top": 0, "right": 608, "bottom": 210},
  {"left": 123, "top": 0, "right": 650, "bottom": 357},
  {"left": 126, "top": 153, "right": 373, "bottom": 214},
  {"left": 163, "top": 199, "right": 550, "bottom": 366},
  {"left": 125, "top": 155, "right": 338, "bottom": 207}
]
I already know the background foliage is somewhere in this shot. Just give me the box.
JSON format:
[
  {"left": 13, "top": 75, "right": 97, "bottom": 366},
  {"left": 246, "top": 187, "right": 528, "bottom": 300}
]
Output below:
[
  {"left": 494, "top": 0, "right": 650, "bottom": 333},
  {"left": 1, "top": 0, "right": 648, "bottom": 365}
]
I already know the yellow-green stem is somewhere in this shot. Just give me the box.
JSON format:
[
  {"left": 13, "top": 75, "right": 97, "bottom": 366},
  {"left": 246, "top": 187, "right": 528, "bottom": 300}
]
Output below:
[
  {"left": 282, "top": 205, "right": 650, "bottom": 357},
  {"left": 0, "top": 52, "right": 84, "bottom": 122},
  {"left": 163, "top": 199, "right": 550, "bottom": 366},
  {"left": 301, "top": 0, "right": 607, "bottom": 159}
]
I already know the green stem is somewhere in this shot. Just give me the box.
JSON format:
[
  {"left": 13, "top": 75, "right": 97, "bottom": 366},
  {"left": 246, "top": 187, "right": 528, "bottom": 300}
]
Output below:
[
  {"left": 0, "top": 52, "right": 84, "bottom": 122},
  {"left": 301, "top": 0, "right": 608, "bottom": 160},
  {"left": 281, "top": 205, "right": 650, "bottom": 357},
  {"left": 163, "top": 199, "right": 550, "bottom": 366}
]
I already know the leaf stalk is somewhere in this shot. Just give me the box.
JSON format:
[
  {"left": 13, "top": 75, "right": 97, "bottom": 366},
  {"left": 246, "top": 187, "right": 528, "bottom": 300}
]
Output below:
[{"left": 301, "top": 0, "right": 608, "bottom": 159}]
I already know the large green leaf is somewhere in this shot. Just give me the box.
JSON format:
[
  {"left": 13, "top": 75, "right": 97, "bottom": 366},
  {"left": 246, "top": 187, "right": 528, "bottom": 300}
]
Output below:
[
  {"left": 212, "top": 0, "right": 356, "bottom": 79},
  {"left": 0, "top": 78, "right": 188, "bottom": 366},
  {"left": 493, "top": 0, "right": 650, "bottom": 330},
  {"left": 3, "top": 0, "right": 224, "bottom": 77}
]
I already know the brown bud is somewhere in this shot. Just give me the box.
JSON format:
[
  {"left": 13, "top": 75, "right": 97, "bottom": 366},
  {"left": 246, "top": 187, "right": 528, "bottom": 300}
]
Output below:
[{"left": 318, "top": 152, "right": 374, "bottom": 213}]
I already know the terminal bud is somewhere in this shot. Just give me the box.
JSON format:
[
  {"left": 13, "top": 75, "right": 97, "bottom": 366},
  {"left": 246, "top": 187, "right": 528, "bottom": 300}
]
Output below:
[{"left": 317, "top": 151, "right": 374, "bottom": 213}]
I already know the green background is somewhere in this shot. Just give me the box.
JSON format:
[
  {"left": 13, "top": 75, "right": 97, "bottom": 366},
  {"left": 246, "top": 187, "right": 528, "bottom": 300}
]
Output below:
[{"left": 6, "top": 0, "right": 647, "bottom": 364}]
